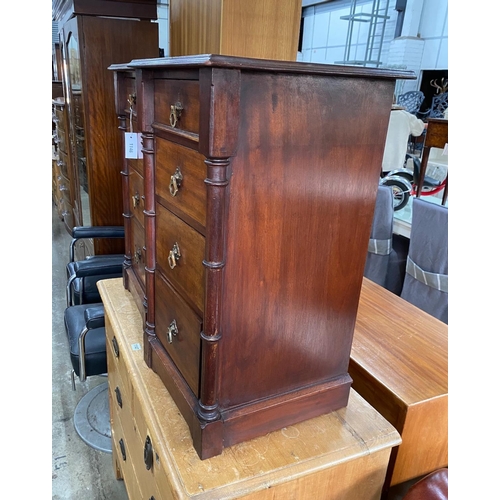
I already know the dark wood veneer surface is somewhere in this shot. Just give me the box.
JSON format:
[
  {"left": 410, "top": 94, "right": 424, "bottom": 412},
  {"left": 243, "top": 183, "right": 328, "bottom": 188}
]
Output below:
[
  {"left": 58, "top": 14, "right": 158, "bottom": 254},
  {"left": 112, "top": 54, "right": 414, "bottom": 459}
]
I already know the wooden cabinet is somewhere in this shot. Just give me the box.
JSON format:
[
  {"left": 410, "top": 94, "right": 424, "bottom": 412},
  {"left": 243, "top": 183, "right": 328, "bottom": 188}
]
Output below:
[
  {"left": 169, "top": 0, "right": 302, "bottom": 61},
  {"left": 350, "top": 278, "right": 448, "bottom": 489},
  {"left": 54, "top": 0, "right": 158, "bottom": 255},
  {"left": 100, "top": 277, "right": 402, "bottom": 500},
  {"left": 112, "top": 54, "right": 414, "bottom": 459},
  {"left": 52, "top": 97, "right": 76, "bottom": 228},
  {"left": 110, "top": 66, "right": 148, "bottom": 321}
]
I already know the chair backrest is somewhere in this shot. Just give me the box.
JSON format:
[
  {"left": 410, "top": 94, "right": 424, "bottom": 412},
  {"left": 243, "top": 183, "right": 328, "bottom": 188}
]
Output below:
[
  {"left": 428, "top": 91, "right": 448, "bottom": 119},
  {"left": 397, "top": 91, "right": 425, "bottom": 115},
  {"left": 364, "top": 186, "right": 394, "bottom": 288},
  {"left": 400, "top": 198, "right": 448, "bottom": 323}
]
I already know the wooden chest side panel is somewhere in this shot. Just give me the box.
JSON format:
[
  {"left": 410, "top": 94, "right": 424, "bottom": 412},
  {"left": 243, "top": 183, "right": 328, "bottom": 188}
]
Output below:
[{"left": 219, "top": 72, "right": 394, "bottom": 407}]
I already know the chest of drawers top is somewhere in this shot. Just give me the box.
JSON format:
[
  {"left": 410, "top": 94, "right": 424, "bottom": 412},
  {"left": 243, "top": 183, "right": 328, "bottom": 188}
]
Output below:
[{"left": 111, "top": 54, "right": 414, "bottom": 459}]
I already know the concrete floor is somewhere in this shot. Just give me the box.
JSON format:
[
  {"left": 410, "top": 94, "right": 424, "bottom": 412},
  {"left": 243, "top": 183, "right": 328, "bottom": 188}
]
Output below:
[
  {"left": 52, "top": 205, "right": 129, "bottom": 500},
  {"left": 51, "top": 202, "right": 423, "bottom": 500}
]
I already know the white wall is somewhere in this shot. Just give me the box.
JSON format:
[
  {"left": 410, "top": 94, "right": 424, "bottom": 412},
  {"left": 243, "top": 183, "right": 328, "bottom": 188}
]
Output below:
[
  {"left": 299, "top": 0, "right": 400, "bottom": 65},
  {"left": 418, "top": 0, "right": 448, "bottom": 70},
  {"left": 152, "top": 0, "right": 448, "bottom": 82},
  {"left": 299, "top": 0, "right": 448, "bottom": 92},
  {"left": 157, "top": 0, "right": 170, "bottom": 56}
]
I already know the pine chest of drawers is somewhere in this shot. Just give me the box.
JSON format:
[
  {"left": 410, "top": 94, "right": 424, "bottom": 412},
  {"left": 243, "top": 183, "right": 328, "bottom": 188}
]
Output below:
[{"left": 112, "top": 55, "right": 413, "bottom": 459}]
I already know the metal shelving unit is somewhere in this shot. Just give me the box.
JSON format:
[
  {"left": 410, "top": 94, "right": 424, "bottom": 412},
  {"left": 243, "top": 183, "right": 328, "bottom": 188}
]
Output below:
[{"left": 336, "top": 0, "right": 390, "bottom": 67}]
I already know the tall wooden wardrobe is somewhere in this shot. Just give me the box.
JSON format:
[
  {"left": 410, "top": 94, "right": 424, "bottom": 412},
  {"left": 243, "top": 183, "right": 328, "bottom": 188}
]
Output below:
[{"left": 52, "top": 0, "right": 159, "bottom": 256}]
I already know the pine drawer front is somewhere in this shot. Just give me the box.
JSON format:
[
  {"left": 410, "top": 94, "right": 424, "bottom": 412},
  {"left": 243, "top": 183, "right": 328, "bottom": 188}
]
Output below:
[
  {"left": 107, "top": 344, "right": 143, "bottom": 499},
  {"left": 106, "top": 328, "right": 135, "bottom": 405},
  {"left": 155, "top": 272, "right": 202, "bottom": 395},
  {"left": 155, "top": 203, "right": 205, "bottom": 315},
  {"left": 154, "top": 78, "right": 200, "bottom": 136},
  {"left": 108, "top": 363, "right": 137, "bottom": 454},
  {"left": 110, "top": 415, "right": 142, "bottom": 499},
  {"left": 155, "top": 136, "right": 206, "bottom": 231},
  {"left": 128, "top": 387, "right": 166, "bottom": 500}
]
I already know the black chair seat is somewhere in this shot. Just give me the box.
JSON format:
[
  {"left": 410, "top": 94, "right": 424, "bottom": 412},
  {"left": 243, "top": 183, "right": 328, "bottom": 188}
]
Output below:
[{"left": 64, "top": 303, "right": 107, "bottom": 377}]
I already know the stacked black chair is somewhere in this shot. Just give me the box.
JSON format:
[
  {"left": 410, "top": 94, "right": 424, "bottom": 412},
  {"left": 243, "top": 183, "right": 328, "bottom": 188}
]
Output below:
[
  {"left": 66, "top": 226, "right": 125, "bottom": 306},
  {"left": 63, "top": 226, "right": 125, "bottom": 452}
]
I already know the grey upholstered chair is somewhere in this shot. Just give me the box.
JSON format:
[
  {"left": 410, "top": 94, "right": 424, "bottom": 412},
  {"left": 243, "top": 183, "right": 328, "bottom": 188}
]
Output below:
[
  {"left": 400, "top": 198, "right": 448, "bottom": 323},
  {"left": 364, "top": 185, "right": 408, "bottom": 295}
]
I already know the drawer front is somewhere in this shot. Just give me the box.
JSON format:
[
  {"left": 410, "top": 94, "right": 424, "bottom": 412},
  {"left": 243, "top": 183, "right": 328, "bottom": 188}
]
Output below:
[
  {"left": 57, "top": 172, "right": 71, "bottom": 207},
  {"left": 127, "top": 415, "right": 163, "bottom": 500},
  {"left": 129, "top": 379, "right": 170, "bottom": 500},
  {"left": 107, "top": 339, "right": 145, "bottom": 499},
  {"left": 155, "top": 272, "right": 202, "bottom": 395},
  {"left": 110, "top": 417, "right": 140, "bottom": 499},
  {"left": 55, "top": 107, "right": 64, "bottom": 124},
  {"left": 106, "top": 328, "right": 134, "bottom": 404},
  {"left": 128, "top": 166, "right": 145, "bottom": 228},
  {"left": 127, "top": 152, "right": 143, "bottom": 178},
  {"left": 57, "top": 150, "right": 69, "bottom": 179},
  {"left": 109, "top": 365, "right": 136, "bottom": 449},
  {"left": 108, "top": 354, "right": 166, "bottom": 500},
  {"left": 110, "top": 415, "right": 150, "bottom": 500},
  {"left": 56, "top": 125, "right": 68, "bottom": 153},
  {"left": 155, "top": 203, "right": 205, "bottom": 313},
  {"left": 73, "top": 94, "right": 84, "bottom": 127},
  {"left": 154, "top": 79, "right": 200, "bottom": 135},
  {"left": 155, "top": 137, "right": 206, "bottom": 229},
  {"left": 131, "top": 217, "right": 146, "bottom": 287}
]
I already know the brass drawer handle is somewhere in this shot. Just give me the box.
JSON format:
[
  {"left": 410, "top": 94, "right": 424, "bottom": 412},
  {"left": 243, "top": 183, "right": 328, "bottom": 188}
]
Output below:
[
  {"left": 167, "top": 319, "right": 178, "bottom": 344},
  {"left": 134, "top": 247, "right": 142, "bottom": 264},
  {"left": 112, "top": 336, "right": 120, "bottom": 358},
  {"left": 169, "top": 167, "right": 183, "bottom": 197},
  {"left": 169, "top": 101, "right": 183, "bottom": 128},
  {"left": 144, "top": 435, "right": 153, "bottom": 470},
  {"left": 114, "top": 386, "right": 122, "bottom": 408},
  {"left": 168, "top": 242, "right": 181, "bottom": 269},
  {"left": 132, "top": 193, "right": 141, "bottom": 208}
]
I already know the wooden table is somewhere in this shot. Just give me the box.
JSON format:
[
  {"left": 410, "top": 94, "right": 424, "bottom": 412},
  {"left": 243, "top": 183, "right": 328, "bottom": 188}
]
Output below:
[
  {"left": 416, "top": 117, "right": 448, "bottom": 203},
  {"left": 350, "top": 278, "right": 448, "bottom": 491},
  {"left": 99, "top": 278, "right": 401, "bottom": 500}
]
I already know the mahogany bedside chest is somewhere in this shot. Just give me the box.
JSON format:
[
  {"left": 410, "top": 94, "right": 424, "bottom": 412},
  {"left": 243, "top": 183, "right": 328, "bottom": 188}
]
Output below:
[{"left": 111, "top": 54, "right": 414, "bottom": 459}]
